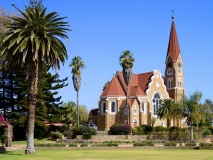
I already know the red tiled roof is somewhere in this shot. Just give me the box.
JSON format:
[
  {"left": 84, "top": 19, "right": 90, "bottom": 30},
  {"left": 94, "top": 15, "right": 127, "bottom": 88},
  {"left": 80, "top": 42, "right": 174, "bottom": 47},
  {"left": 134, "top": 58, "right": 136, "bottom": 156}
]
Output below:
[
  {"left": 101, "top": 71, "right": 153, "bottom": 97},
  {"left": 101, "top": 76, "right": 126, "bottom": 96},
  {"left": 167, "top": 18, "right": 181, "bottom": 62}
]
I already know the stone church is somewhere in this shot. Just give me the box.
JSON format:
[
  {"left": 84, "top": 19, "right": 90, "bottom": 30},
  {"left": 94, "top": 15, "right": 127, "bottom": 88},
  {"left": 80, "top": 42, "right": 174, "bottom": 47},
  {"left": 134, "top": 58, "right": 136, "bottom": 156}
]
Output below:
[{"left": 88, "top": 17, "right": 185, "bottom": 131}]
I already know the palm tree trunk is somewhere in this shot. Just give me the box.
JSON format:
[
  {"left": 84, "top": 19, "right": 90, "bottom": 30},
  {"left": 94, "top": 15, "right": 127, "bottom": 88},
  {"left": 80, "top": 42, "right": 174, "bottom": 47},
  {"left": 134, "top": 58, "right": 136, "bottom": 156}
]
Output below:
[
  {"left": 190, "top": 121, "right": 194, "bottom": 141},
  {"left": 126, "top": 85, "right": 129, "bottom": 125},
  {"left": 25, "top": 63, "right": 38, "bottom": 154},
  {"left": 77, "top": 90, "right": 79, "bottom": 127}
]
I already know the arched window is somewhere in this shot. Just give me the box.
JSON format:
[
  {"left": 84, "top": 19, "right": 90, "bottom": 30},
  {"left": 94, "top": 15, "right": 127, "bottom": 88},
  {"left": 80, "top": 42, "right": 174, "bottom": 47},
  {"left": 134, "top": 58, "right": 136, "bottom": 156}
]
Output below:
[
  {"left": 110, "top": 101, "right": 116, "bottom": 114},
  {"left": 152, "top": 93, "right": 162, "bottom": 115},
  {"left": 101, "top": 101, "right": 106, "bottom": 115}
]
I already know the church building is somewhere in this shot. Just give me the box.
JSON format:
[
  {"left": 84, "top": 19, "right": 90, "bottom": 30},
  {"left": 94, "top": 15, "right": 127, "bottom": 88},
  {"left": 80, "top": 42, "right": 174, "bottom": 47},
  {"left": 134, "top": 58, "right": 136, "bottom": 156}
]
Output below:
[{"left": 89, "top": 17, "right": 185, "bottom": 131}]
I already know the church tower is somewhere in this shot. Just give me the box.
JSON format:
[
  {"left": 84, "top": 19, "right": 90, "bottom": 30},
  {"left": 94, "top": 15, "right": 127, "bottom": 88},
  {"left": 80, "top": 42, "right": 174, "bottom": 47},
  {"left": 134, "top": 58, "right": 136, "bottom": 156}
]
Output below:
[{"left": 165, "top": 16, "right": 185, "bottom": 101}]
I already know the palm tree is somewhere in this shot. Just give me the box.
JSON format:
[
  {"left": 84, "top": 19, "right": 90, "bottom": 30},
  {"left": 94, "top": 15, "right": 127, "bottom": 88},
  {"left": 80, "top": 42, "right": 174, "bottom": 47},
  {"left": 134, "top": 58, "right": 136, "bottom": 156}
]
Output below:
[
  {"left": 0, "top": 5, "right": 70, "bottom": 154},
  {"left": 119, "top": 50, "right": 135, "bottom": 124},
  {"left": 157, "top": 99, "right": 175, "bottom": 127},
  {"left": 69, "top": 56, "right": 85, "bottom": 127},
  {"left": 183, "top": 92, "right": 203, "bottom": 141}
]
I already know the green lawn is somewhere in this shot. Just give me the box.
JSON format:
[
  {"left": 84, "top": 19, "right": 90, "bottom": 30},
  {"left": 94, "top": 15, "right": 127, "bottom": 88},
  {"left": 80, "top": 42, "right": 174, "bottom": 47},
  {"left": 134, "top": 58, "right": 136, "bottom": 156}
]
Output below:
[{"left": 0, "top": 149, "right": 213, "bottom": 160}]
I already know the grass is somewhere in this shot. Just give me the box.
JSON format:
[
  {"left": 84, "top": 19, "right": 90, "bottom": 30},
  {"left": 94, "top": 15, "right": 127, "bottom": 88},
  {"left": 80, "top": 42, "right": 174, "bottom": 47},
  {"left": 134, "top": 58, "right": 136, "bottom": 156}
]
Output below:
[
  {"left": 12, "top": 138, "right": 54, "bottom": 145},
  {"left": 0, "top": 149, "right": 213, "bottom": 160}
]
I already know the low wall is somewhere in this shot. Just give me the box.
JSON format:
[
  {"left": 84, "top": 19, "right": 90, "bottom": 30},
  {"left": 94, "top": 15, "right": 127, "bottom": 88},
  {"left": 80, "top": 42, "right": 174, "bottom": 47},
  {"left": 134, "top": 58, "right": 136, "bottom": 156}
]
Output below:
[{"left": 76, "top": 135, "right": 148, "bottom": 142}]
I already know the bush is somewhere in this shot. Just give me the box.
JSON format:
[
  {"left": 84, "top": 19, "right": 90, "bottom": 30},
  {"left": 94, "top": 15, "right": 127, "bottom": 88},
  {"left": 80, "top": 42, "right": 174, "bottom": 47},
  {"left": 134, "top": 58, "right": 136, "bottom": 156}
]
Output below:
[
  {"left": 72, "top": 126, "right": 96, "bottom": 136},
  {"left": 134, "top": 141, "right": 154, "bottom": 146},
  {"left": 201, "top": 127, "right": 212, "bottom": 136},
  {"left": 110, "top": 124, "right": 131, "bottom": 135},
  {"left": 0, "top": 135, "right": 7, "bottom": 147},
  {"left": 164, "top": 142, "right": 177, "bottom": 146},
  {"left": 82, "top": 132, "right": 92, "bottom": 139},
  {"left": 133, "top": 125, "right": 153, "bottom": 135},
  {"left": 35, "top": 143, "right": 66, "bottom": 147},
  {"left": 185, "top": 142, "right": 196, "bottom": 146},
  {"left": 50, "top": 131, "right": 62, "bottom": 140},
  {"left": 104, "top": 141, "right": 118, "bottom": 147},
  {"left": 153, "top": 126, "right": 166, "bottom": 132},
  {"left": 200, "top": 143, "right": 213, "bottom": 146},
  {"left": 63, "top": 130, "right": 73, "bottom": 138},
  {"left": 80, "top": 143, "right": 88, "bottom": 147},
  {"left": 169, "top": 126, "right": 181, "bottom": 132},
  {"left": 69, "top": 143, "right": 77, "bottom": 147}
]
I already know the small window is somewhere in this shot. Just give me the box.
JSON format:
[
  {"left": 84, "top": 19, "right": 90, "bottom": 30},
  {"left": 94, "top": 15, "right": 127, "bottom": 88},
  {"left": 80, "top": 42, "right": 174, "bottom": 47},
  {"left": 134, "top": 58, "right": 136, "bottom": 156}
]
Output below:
[
  {"left": 178, "top": 78, "right": 182, "bottom": 88},
  {"left": 133, "top": 108, "right": 137, "bottom": 114},
  {"left": 178, "top": 68, "right": 182, "bottom": 74},
  {"left": 167, "top": 68, "right": 173, "bottom": 75},
  {"left": 111, "top": 102, "right": 116, "bottom": 113},
  {"left": 161, "top": 121, "right": 164, "bottom": 127}
]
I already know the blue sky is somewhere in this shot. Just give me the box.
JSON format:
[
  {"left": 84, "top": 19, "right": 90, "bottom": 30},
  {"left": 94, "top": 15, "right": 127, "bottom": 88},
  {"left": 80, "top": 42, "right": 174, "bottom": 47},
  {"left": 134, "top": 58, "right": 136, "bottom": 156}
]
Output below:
[{"left": 2, "top": 0, "right": 213, "bottom": 111}]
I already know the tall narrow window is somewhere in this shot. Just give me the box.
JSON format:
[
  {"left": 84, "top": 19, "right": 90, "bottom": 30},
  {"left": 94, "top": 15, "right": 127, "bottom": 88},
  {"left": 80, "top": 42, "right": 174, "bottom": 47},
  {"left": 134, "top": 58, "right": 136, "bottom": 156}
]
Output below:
[
  {"left": 101, "top": 102, "right": 106, "bottom": 115},
  {"left": 152, "top": 93, "right": 162, "bottom": 115},
  {"left": 178, "top": 78, "right": 182, "bottom": 88},
  {"left": 141, "top": 102, "right": 146, "bottom": 114},
  {"left": 167, "top": 78, "right": 173, "bottom": 89},
  {"left": 110, "top": 101, "right": 116, "bottom": 113}
]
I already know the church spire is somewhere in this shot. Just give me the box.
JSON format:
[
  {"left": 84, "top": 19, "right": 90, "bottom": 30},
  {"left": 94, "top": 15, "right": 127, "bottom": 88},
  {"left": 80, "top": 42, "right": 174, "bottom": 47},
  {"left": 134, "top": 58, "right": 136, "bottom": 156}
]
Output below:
[{"left": 166, "top": 16, "right": 181, "bottom": 62}]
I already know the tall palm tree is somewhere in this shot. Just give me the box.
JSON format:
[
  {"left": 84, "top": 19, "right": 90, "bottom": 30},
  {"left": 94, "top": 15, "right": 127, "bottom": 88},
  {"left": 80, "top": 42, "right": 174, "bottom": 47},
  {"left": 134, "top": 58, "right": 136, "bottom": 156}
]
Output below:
[
  {"left": 69, "top": 56, "right": 85, "bottom": 127},
  {"left": 0, "top": 5, "right": 70, "bottom": 154},
  {"left": 157, "top": 99, "right": 175, "bottom": 127},
  {"left": 119, "top": 50, "right": 135, "bottom": 125},
  {"left": 183, "top": 92, "right": 203, "bottom": 141}
]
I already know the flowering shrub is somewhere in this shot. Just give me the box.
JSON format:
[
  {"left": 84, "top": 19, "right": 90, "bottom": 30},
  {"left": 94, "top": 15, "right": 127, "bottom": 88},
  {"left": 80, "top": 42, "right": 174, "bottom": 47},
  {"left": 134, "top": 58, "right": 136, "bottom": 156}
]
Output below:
[{"left": 110, "top": 124, "right": 131, "bottom": 135}]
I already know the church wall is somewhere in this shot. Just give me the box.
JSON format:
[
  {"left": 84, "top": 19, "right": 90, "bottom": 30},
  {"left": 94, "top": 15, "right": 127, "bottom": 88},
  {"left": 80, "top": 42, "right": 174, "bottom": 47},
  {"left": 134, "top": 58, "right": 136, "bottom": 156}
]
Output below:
[{"left": 146, "top": 70, "right": 169, "bottom": 127}]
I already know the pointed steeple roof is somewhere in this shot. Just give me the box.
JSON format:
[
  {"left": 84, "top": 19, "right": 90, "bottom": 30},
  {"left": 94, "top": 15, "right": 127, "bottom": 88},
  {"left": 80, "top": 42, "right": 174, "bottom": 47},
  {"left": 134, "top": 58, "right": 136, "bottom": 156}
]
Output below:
[{"left": 167, "top": 16, "right": 181, "bottom": 62}]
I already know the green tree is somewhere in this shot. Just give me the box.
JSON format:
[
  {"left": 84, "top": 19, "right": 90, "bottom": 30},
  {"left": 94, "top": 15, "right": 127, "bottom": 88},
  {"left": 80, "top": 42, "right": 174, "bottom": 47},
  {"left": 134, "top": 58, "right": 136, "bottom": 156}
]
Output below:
[
  {"left": 0, "top": 4, "right": 70, "bottom": 154},
  {"left": 119, "top": 50, "right": 135, "bottom": 124},
  {"left": 69, "top": 56, "right": 85, "bottom": 127},
  {"left": 157, "top": 99, "right": 175, "bottom": 127},
  {"left": 183, "top": 92, "right": 204, "bottom": 141}
]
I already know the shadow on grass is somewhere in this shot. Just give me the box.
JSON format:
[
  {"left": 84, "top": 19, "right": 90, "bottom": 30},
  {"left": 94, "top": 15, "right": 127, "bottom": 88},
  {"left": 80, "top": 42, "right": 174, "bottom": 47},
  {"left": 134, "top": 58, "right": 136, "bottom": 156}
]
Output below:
[{"left": 0, "top": 147, "right": 22, "bottom": 155}]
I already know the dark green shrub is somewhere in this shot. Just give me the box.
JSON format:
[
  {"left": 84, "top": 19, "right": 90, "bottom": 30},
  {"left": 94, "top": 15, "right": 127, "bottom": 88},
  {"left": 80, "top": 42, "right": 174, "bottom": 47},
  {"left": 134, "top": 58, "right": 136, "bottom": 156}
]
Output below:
[
  {"left": 185, "top": 142, "right": 196, "bottom": 146},
  {"left": 50, "top": 131, "right": 62, "bottom": 139},
  {"left": 110, "top": 124, "right": 131, "bottom": 135},
  {"left": 133, "top": 125, "right": 153, "bottom": 135},
  {"left": 35, "top": 143, "right": 66, "bottom": 147},
  {"left": 201, "top": 127, "right": 212, "bottom": 136},
  {"left": 82, "top": 132, "right": 92, "bottom": 139},
  {"left": 72, "top": 126, "right": 96, "bottom": 136},
  {"left": 80, "top": 143, "right": 88, "bottom": 147},
  {"left": 69, "top": 143, "right": 77, "bottom": 147},
  {"left": 0, "top": 135, "right": 7, "bottom": 147},
  {"left": 63, "top": 130, "right": 73, "bottom": 138},
  {"left": 134, "top": 141, "right": 154, "bottom": 146},
  {"left": 169, "top": 126, "right": 181, "bottom": 132},
  {"left": 104, "top": 141, "right": 118, "bottom": 147},
  {"left": 164, "top": 142, "right": 177, "bottom": 146},
  {"left": 200, "top": 143, "right": 213, "bottom": 146},
  {"left": 153, "top": 126, "right": 166, "bottom": 132}
]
